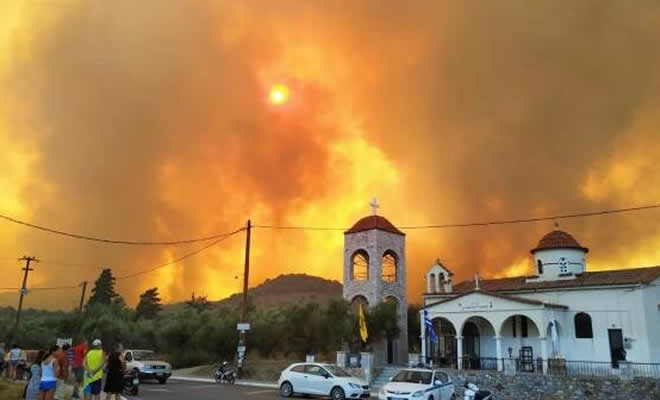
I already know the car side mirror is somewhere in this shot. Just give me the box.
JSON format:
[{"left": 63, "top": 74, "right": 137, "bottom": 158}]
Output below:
[
  {"left": 434, "top": 380, "right": 442, "bottom": 386},
  {"left": 388, "top": 377, "right": 393, "bottom": 381}
]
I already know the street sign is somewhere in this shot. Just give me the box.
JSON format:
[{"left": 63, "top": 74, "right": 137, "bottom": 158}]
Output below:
[
  {"left": 237, "top": 345, "right": 246, "bottom": 353},
  {"left": 237, "top": 323, "right": 251, "bottom": 331}
]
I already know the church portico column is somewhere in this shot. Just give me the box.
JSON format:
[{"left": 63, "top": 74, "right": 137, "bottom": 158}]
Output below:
[
  {"left": 435, "top": 274, "right": 441, "bottom": 293},
  {"left": 420, "top": 309, "right": 427, "bottom": 364},
  {"left": 456, "top": 336, "right": 463, "bottom": 370},
  {"left": 495, "top": 336, "right": 503, "bottom": 371},
  {"left": 540, "top": 336, "right": 548, "bottom": 374}
]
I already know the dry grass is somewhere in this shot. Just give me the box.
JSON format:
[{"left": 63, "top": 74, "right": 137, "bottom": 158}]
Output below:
[{"left": 0, "top": 378, "right": 25, "bottom": 400}]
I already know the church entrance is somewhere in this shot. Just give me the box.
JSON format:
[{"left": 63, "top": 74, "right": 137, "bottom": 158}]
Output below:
[
  {"left": 462, "top": 321, "right": 480, "bottom": 369},
  {"left": 387, "top": 339, "right": 394, "bottom": 364}
]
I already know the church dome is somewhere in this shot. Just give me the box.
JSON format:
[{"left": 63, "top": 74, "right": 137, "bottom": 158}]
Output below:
[
  {"left": 345, "top": 215, "right": 405, "bottom": 236},
  {"left": 530, "top": 230, "right": 589, "bottom": 254}
]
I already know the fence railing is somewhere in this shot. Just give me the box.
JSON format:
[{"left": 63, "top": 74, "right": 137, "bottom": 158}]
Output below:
[{"left": 444, "top": 357, "right": 660, "bottom": 379}]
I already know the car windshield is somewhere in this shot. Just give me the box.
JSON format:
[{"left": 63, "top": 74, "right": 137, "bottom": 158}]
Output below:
[
  {"left": 392, "top": 370, "right": 432, "bottom": 385},
  {"left": 324, "top": 365, "right": 351, "bottom": 377},
  {"left": 132, "top": 351, "right": 158, "bottom": 361}
]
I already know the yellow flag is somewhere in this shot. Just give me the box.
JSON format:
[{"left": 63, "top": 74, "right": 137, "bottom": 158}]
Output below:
[{"left": 358, "top": 303, "right": 368, "bottom": 343}]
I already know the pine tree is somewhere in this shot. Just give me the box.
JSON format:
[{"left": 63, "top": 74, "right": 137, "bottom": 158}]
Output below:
[
  {"left": 135, "top": 287, "right": 162, "bottom": 319},
  {"left": 87, "top": 268, "right": 121, "bottom": 306}
]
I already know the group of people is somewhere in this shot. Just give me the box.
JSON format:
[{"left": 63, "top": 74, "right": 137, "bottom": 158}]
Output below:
[
  {"left": 1, "top": 339, "right": 127, "bottom": 400},
  {"left": 0, "top": 343, "right": 28, "bottom": 380}
]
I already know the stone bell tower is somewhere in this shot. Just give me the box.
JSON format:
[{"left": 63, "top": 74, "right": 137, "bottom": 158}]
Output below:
[{"left": 343, "top": 199, "right": 408, "bottom": 365}]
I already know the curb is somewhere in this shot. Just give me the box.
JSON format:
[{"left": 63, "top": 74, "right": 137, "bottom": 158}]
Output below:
[{"left": 170, "top": 375, "right": 279, "bottom": 389}]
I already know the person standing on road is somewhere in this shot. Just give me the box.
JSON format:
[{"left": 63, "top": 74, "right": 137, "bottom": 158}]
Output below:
[
  {"left": 72, "top": 340, "right": 88, "bottom": 399},
  {"left": 25, "top": 350, "right": 45, "bottom": 400},
  {"left": 54, "top": 344, "right": 70, "bottom": 400},
  {"left": 8, "top": 344, "right": 22, "bottom": 380},
  {"left": 39, "top": 345, "right": 60, "bottom": 400},
  {"left": 0, "top": 342, "right": 5, "bottom": 377},
  {"left": 83, "top": 339, "right": 104, "bottom": 400},
  {"left": 102, "top": 350, "right": 125, "bottom": 400}
]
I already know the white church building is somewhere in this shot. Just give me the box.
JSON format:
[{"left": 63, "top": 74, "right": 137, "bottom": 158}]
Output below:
[{"left": 422, "top": 229, "right": 660, "bottom": 374}]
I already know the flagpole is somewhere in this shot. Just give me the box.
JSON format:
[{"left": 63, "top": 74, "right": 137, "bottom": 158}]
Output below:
[{"left": 420, "top": 308, "right": 426, "bottom": 366}]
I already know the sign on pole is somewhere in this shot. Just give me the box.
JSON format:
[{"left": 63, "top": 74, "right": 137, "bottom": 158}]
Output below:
[{"left": 237, "top": 323, "right": 251, "bottom": 331}]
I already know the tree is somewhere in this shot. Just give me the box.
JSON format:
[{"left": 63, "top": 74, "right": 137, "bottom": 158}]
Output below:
[
  {"left": 407, "top": 304, "right": 421, "bottom": 352},
  {"left": 185, "top": 292, "right": 211, "bottom": 312},
  {"left": 87, "top": 269, "right": 122, "bottom": 306},
  {"left": 136, "top": 288, "right": 162, "bottom": 319},
  {"left": 366, "top": 301, "right": 400, "bottom": 344}
]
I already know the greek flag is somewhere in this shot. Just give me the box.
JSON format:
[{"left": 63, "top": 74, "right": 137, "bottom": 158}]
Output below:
[{"left": 424, "top": 309, "right": 438, "bottom": 344}]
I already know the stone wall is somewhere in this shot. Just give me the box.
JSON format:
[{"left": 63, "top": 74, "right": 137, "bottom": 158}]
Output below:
[{"left": 447, "top": 369, "right": 660, "bottom": 400}]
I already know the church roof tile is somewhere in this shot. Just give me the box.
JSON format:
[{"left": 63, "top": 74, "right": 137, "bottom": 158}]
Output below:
[{"left": 345, "top": 215, "right": 405, "bottom": 236}]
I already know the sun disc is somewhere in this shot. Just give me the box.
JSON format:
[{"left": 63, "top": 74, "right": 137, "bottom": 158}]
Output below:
[{"left": 269, "top": 84, "right": 289, "bottom": 105}]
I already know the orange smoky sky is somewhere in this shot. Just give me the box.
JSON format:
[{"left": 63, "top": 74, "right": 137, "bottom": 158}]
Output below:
[{"left": 1, "top": 1, "right": 660, "bottom": 310}]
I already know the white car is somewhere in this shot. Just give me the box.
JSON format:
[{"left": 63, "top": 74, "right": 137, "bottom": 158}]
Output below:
[
  {"left": 122, "top": 350, "right": 172, "bottom": 384},
  {"left": 378, "top": 369, "right": 455, "bottom": 400},
  {"left": 279, "top": 363, "right": 370, "bottom": 400}
]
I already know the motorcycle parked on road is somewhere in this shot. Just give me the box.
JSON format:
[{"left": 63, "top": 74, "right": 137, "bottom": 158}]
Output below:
[
  {"left": 215, "top": 362, "right": 236, "bottom": 384},
  {"left": 463, "top": 382, "right": 493, "bottom": 400},
  {"left": 123, "top": 369, "right": 140, "bottom": 396}
]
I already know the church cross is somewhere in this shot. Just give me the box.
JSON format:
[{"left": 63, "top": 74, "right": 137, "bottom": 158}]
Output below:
[{"left": 370, "top": 198, "right": 380, "bottom": 215}]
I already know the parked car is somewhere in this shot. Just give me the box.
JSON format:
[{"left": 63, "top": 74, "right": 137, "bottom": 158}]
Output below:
[
  {"left": 122, "top": 350, "right": 172, "bottom": 384},
  {"left": 278, "top": 362, "right": 370, "bottom": 399},
  {"left": 377, "top": 368, "right": 455, "bottom": 400}
]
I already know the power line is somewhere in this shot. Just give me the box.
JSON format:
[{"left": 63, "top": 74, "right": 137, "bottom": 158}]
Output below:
[
  {"left": 0, "top": 212, "right": 242, "bottom": 246},
  {"left": 0, "top": 228, "right": 244, "bottom": 291},
  {"left": 115, "top": 227, "right": 244, "bottom": 280},
  {"left": 254, "top": 203, "right": 660, "bottom": 231}
]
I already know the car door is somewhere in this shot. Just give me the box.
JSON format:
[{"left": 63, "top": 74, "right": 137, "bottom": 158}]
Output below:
[
  {"left": 124, "top": 351, "right": 135, "bottom": 370},
  {"left": 432, "top": 371, "right": 451, "bottom": 400},
  {"left": 303, "top": 365, "right": 333, "bottom": 395},
  {"left": 288, "top": 365, "right": 308, "bottom": 393}
]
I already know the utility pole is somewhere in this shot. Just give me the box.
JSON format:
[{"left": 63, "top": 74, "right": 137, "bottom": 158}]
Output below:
[
  {"left": 237, "top": 219, "right": 251, "bottom": 376},
  {"left": 78, "top": 281, "right": 88, "bottom": 313},
  {"left": 10, "top": 256, "right": 38, "bottom": 342}
]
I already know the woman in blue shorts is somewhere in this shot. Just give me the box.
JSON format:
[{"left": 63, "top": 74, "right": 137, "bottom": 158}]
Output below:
[{"left": 39, "top": 345, "right": 60, "bottom": 400}]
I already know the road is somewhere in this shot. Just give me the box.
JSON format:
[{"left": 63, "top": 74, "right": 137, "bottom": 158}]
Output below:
[{"left": 132, "top": 380, "right": 280, "bottom": 400}]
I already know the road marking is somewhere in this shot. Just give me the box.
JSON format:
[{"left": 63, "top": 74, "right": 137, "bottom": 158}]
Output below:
[
  {"left": 246, "top": 389, "right": 277, "bottom": 395},
  {"left": 143, "top": 388, "right": 173, "bottom": 392}
]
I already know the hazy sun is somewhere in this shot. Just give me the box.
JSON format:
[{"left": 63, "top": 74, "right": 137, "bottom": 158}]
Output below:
[{"left": 269, "top": 84, "right": 289, "bottom": 105}]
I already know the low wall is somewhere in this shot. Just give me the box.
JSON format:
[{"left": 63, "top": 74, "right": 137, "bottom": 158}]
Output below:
[{"left": 447, "top": 369, "right": 660, "bottom": 400}]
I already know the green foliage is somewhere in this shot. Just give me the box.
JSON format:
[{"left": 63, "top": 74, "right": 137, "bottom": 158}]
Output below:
[
  {"left": 408, "top": 304, "right": 421, "bottom": 352},
  {"left": 185, "top": 293, "right": 212, "bottom": 312},
  {"left": 1, "top": 296, "right": 414, "bottom": 368},
  {"left": 136, "top": 287, "right": 162, "bottom": 319},
  {"left": 87, "top": 269, "right": 123, "bottom": 307}
]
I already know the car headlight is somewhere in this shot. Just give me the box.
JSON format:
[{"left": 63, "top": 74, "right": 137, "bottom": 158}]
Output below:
[
  {"left": 412, "top": 390, "right": 424, "bottom": 398},
  {"left": 379, "top": 387, "right": 386, "bottom": 396},
  {"left": 349, "top": 383, "right": 361, "bottom": 389}
]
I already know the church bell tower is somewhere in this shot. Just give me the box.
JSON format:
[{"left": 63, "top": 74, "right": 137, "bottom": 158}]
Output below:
[{"left": 343, "top": 199, "right": 408, "bottom": 365}]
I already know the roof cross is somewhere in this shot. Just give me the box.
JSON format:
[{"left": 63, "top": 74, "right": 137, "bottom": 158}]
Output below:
[{"left": 370, "top": 198, "right": 380, "bottom": 216}]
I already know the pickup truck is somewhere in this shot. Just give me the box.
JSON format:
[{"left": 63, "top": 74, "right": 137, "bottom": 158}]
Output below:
[{"left": 123, "top": 350, "right": 172, "bottom": 384}]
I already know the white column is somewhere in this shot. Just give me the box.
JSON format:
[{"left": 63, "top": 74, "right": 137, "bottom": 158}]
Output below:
[
  {"left": 435, "top": 274, "right": 441, "bottom": 293},
  {"left": 426, "top": 275, "right": 432, "bottom": 294},
  {"left": 495, "top": 336, "right": 503, "bottom": 371},
  {"left": 456, "top": 336, "right": 463, "bottom": 370},
  {"left": 540, "top": 337, "right": 548, "bottom": 374},
  {"left": 420, "top": 309, "right": 426, "bottom": 365}
]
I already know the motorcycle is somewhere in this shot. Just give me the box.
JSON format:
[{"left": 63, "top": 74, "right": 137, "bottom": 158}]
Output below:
[
  {"left": 215, "top": 365, "right": 236, "bottom": 384},
  {"left": 463, "top": 382, "right": 492, "bottom": 400},
  {"left": 123, "top": 369, "right": 140, "bottom": 396}
]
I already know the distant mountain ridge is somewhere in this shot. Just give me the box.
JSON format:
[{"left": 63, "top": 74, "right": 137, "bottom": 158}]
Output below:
[{"left": 218, "top": 273, "right": 343, "bottom": 307}]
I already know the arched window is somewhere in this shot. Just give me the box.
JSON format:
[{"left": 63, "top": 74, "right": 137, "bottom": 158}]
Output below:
[
  {"left": 574, "top": 312, "right": 593, "bottom": 338},
  {"left": 351, "top": 250, "right": 369, "bottom": 280},
  {"left": 382, "top": 251, "right": 398, "bottom": 282},
  {"left": 429, "top": 273, "right": 436, "bottom": 293},
  {"left": 537, "top": 259, "right": 544, "bottom": 275}
]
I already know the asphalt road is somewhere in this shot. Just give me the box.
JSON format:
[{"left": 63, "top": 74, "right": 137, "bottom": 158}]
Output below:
[{"left": 132, "top": 380, "right": 280, "bottom": 400}]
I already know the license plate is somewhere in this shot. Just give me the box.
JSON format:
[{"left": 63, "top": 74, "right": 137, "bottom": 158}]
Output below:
[
  {"left": 133, "top": 379, "right": 139, "bottom": 385},
  {"left": 156, "top": 373, "right": 163, "bottom": 376}
]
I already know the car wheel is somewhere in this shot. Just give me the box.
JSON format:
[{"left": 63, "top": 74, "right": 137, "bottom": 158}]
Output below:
[
  {"left": 280, "top": 382, "right": 294, "bottom": 398},
  {"left": 428, "top": 396, "right": 434, "bottom": 400},
  {"left": 330, "top": 386, "right": 346, "bottom": 400},
  {"left": 450, "top": 394, "right": 456, "bottom": 400},
  {"left": 158, "top": 377, "right": 167, "bottom": 384}
]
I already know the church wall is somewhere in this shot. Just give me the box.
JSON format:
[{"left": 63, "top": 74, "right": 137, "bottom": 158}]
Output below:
[
  {"left": 498, "top": 285, "right": 659, "bottom": 363},
  {"left": 641, "top": 279, "right": 660, "bottom": 361}
]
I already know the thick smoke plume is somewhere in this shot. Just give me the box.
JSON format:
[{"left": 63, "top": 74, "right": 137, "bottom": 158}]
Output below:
[{"left": 1, "top": 1, "right": 659, "bottom": 309}]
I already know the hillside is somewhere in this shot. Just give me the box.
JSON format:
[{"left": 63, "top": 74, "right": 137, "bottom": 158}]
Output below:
[{"left": 218, "top": 273, "right": 343, "bottom": 307}]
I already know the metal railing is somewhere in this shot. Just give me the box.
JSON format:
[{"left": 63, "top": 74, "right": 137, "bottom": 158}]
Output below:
[{"left": 447, "top": 357, "right": 660, "bottom": 379}]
